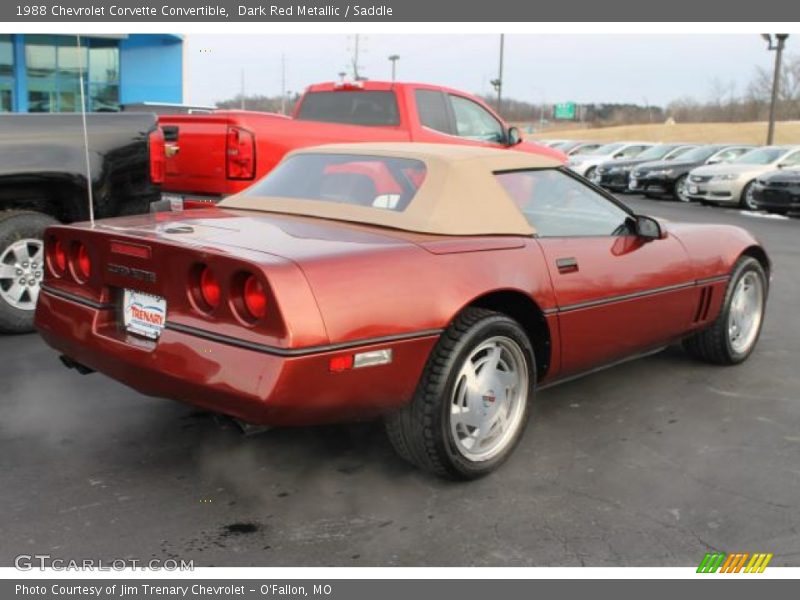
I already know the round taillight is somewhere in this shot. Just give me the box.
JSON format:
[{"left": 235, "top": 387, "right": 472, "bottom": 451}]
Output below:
[
  {"left": 50, "top": 239, "right": 67, "bottom": 275},
  {"left": 74, "top": 242, "right": 91, "bottom": 280},
  {"left": 242, "top": 275, "right": 267, "bottom": 320},
  {"left": 199, "top": 266, "right": 221, "bottom": 309}
]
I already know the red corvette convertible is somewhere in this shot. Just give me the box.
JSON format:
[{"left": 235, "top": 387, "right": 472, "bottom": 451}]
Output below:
[{"left": 35, "top": 143, "right": 770, "bottom": 479}]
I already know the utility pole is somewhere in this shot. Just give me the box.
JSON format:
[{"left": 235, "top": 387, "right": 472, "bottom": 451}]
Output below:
[
  {"left": 239, "top": 69, "right": 245, "bottom": 110},
  {"left": 280, "top": 54, "right": 287, "bottom": 115},
  {"left": 762, "top": 34, "right": 789, "bottom": 145},
  {"left": 388, "top": 54, "right": 400, "bottom": 81},
  {"left": 489, "top": 34, "right": 505, "bottom": 115}
]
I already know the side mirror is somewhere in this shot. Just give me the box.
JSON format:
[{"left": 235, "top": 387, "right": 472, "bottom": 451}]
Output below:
[
  {"left": 635, "top": 215, "right": 663, "bottom": 240},
  {"left": 706, "top": 158, "right": 721, "bottom": 165},
  {"left": 777, "top": 162, "right": 791, "bottom": 169},
  {"left": 507, "top": 126, "right": 522, "bottom": 146}
]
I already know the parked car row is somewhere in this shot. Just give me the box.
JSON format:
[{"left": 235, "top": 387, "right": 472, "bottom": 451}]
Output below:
[{"left": 540, "top": 138, "right": 800, "bottom": 216}]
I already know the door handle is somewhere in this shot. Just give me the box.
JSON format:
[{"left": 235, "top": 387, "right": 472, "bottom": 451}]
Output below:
[{"left": 556, "top": 257, "right": 579, "bottom": 274}]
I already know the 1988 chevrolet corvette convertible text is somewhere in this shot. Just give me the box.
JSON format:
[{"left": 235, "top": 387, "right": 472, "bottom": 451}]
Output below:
[{"left": 35, "top": 143, "right": 770, "bottom": 478}]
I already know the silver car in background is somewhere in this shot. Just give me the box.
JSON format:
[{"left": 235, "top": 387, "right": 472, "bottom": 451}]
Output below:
[{"left": 686, "top": 146, "right": 800, "bottom": 209}]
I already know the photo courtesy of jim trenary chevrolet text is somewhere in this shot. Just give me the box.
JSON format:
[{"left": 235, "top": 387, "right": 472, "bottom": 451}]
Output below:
[{"left": 0, "top": 0, "right": 799, "bottom": 596}]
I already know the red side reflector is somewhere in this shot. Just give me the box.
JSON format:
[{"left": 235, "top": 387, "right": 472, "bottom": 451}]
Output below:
[
  {"left": 148, "top": 128, "right": 166, "bottom": 184},
  {"left": 328, "top": 355, "right": 354, "bottom": 372},
  {"left": 110, "top": 241, "right": 151, "bottom": 260}
]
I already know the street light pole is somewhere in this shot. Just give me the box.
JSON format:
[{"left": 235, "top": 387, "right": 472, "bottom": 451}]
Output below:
[
  {"left": 763, "top": 33, "right": 789, "bottom": 145},
  {"left": 388, "top": 54, "right": 400, "bottom": 81}
]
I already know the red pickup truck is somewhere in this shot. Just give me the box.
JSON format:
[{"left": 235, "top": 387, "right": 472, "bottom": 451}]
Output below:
[{"left": 158, "top": 80, "right": 564, "bottom": 201}]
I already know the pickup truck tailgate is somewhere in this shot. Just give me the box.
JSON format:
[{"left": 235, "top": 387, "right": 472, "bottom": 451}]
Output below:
[{"left": 160, "top": 114, "right": 232, "bottom": 196}]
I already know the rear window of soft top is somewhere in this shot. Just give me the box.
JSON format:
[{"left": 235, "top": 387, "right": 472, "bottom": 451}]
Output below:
[{"left": 244, "top": 153, "right": 427, "bottom": 212}]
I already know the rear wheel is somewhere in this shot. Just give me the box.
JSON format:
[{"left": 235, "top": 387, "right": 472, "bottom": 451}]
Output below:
[
  {"left": 740, "top": 180, "right": 758, "bottom": 210},
  {"left": 0, "top": 211, "right": 57, "bottom": 334},
  {"left": 385, "top": 308, "right": 535, "bottom": 479},
  {"left": 585, "top": 166, "right": 598, "bottom": 183},
  {"left": 674, "top": 174, "right": 692, "bottom": 202},
  {"left": 683, "top": 256, "right": 767, "bottom": 365}
]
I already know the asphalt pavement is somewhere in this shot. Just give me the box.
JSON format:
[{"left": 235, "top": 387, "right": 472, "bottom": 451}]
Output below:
[{"left": 1, "top": 196, "right": 799, "bottom": 567}]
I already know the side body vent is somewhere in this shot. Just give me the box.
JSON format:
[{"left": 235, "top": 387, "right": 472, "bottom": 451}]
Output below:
[{"left": 693, "top": 286, "right": 714, "bottom": 323}]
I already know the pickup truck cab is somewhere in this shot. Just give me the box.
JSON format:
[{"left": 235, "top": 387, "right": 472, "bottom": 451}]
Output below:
[{"left": 159, "top": 80, "right": 564, "bottom": 201}]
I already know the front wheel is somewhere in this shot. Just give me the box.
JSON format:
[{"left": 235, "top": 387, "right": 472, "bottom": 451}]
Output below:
[
  {"left": 585, "top": 166, "right": 598, "bottom": 184},
  {"left": 739, "top": 180, "right": 758, "bottom": 210},
  {"left": 674, "top": 174, "right": 692, "bottom": 202},
  {"left": 683, "top": 256, "right": 767, "bottom": 365},
  {"left": 385, "top": 308, "right": 536, "bottom": 479}
]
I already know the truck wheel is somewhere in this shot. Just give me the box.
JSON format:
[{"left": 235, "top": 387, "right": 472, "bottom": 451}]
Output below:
[
  {"left": 385, "top": 308, "right": 536, "bottom": 479},
  {"left": 0, "top": 211, "right": 58, "bottom": 334},
  {"left": 682, "top": 256, "right": 767, "bottom": 365}
]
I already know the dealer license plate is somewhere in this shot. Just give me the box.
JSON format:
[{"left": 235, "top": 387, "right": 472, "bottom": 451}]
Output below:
[{"left": 123, "top": 289, "right": 167, "bottom": 340}]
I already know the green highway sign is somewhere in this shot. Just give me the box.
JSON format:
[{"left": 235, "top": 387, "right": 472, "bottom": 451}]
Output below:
[{"left": 554, "top": 102, "right": 577, "bottom": 120}]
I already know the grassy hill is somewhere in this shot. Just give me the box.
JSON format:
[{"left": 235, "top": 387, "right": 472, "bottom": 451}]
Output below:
[{"left": 528, "top": 121, "right": 800, "bottom": 145}]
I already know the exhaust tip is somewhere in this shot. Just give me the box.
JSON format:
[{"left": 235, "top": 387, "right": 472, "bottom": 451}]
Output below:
[{"left": 59, "top": 355, "right": 95, "bottom": 375}]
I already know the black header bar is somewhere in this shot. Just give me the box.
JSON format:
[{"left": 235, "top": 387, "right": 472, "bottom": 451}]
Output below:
[{"left": 1, "top": 0, "right": 797, "bottom": 22}]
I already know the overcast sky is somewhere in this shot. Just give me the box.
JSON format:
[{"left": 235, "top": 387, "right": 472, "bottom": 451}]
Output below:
[{"left": 185, "top": 34, "right": 795, "bottom": 108}]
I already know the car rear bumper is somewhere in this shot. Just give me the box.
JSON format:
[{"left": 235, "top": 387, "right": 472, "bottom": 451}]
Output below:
[{"left": 35, "top": 290, "right": 438, "bottom": 426}]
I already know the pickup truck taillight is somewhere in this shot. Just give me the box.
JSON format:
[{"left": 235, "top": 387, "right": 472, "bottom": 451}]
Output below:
[
  {"left": 226, "top": 126, "right": 256, "bottom": 180},
  {"left": 148, "top": 128, "right": 166, "bottom": 184}
]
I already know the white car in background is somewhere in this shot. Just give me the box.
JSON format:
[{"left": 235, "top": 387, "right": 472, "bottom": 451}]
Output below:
[{"left": 567, "top": 141, "right": 654, "bottom": 181}]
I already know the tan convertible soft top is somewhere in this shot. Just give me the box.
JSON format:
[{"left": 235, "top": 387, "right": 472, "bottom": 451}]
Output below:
[{"left": 220, "top": 142, "right": 561, "bottom": 236}]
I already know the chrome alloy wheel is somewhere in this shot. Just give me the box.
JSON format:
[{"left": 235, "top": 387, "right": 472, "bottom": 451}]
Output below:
[
  {"left": 449, "top": 336, "right": 529, "bottom": 462},
  {"left": 676, "top": 176, "right": 691, "bottom": 202},
  {"left": 0, "top": 238, "right": 45, "bottom": 311},
  {"left": 743, "top": 183, "right": 758, "bottom": 210},
  {"left": 728, "top": 271, "right": 765, "bottom": 355}
]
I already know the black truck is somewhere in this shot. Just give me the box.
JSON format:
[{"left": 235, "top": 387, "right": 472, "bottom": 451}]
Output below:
[{"left": 0, "top": 112, "right": 163, "bottom": 333}]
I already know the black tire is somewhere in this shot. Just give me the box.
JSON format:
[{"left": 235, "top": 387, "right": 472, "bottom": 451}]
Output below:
[
  {"left": 0, "top": 210, "right": 58, "bottom": 334},
  {"left": 739, "top": 180, "right": 757, "bottom": 210},
  {"left": 385, "top": 307, "right": 536, "bottom": 479},
  {"left": 682, "top": 256, "right": 768, "bottom": 365},
  {"left": 673, "top": 174, "right": 691, "bottom": 202}
]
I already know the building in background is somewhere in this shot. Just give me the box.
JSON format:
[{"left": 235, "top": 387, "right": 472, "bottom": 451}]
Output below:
[{"left": 0, "top": 34, "right": 183, "bottom": 113}]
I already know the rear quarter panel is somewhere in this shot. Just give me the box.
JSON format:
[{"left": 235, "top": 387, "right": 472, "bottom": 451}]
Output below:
[{"left": 295, "top": 237, "right": 557, "bottom": 350}]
